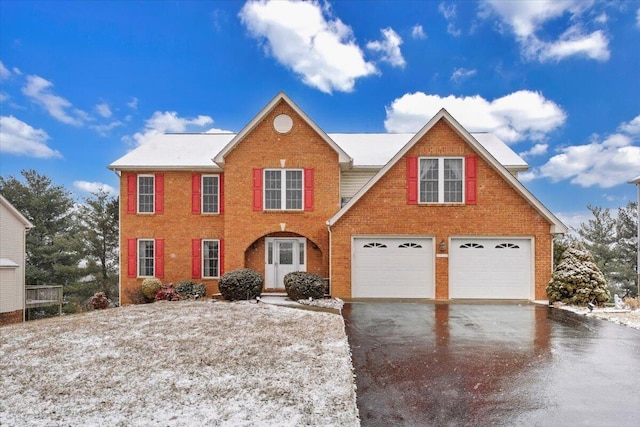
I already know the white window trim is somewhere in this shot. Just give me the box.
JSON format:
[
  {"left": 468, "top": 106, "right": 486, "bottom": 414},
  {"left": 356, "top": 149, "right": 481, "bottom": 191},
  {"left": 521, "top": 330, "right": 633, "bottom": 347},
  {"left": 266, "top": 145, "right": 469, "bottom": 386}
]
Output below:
[
  {"left": 418, "top": 157, "right": 465, "bottom": 204},
  {"left": 202, "top": 239, "right": 220, "bottom": 279},
  {"left": 201, "top": 174, "right": 220, "bottom": 215},
  {"left": 138, "top": 238, "right": 155, "bottom": 278},
  {"left": 137, "top": 174, "right": 155, "bottom": 214},
  {"left": 263, "top": 169, "right": 304, "bottom": 211}
]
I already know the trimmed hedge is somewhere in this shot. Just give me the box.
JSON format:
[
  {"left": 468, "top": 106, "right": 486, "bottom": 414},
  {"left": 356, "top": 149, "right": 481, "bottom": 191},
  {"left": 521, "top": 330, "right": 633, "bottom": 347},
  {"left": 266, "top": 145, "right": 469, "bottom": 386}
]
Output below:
[
  {"left": 141, "top": 278, "right": 162, "bottom": 300},
  {"left": 218, "top": 269, "right": 263, "bottom": 301},
  {"left": 284, "top": 271, "right": 325, "bottom": 301}
]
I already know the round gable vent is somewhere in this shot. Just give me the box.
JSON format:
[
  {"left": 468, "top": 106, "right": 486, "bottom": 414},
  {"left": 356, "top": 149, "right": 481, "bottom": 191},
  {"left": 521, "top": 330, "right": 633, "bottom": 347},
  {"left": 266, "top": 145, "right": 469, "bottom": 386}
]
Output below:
[{"left": 273, "top": 114, "right": 293, "bottom": 133}]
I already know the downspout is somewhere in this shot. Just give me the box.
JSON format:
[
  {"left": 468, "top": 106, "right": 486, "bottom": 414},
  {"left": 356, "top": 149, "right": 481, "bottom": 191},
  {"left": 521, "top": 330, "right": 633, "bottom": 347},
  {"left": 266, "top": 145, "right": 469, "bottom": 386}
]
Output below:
[{"left": 327, "top": 222, "right": 332, "bottom": 297}]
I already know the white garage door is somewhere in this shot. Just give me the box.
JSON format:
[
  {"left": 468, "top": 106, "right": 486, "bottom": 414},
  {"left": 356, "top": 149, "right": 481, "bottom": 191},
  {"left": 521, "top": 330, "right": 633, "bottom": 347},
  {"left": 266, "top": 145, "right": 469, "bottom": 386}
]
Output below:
[
  {"left": 353, "top": 237, "right": 434, "bottom": 298},
  {"left": 450, "top": 238, "right": 532, "bottom": 299}
]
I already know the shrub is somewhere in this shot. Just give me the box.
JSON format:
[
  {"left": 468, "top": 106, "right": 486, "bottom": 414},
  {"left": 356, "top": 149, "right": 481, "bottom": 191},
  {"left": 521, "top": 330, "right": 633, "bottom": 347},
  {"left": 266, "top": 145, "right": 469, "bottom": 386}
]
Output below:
[
  {"left": 623, "top": 297, "right": 640, "bottom": 310},
  {"left": 546, "top": 242, "right": 610, "bottom": 306},
  {"left": 155, "top": 283, "right": 181, "bottom": 301},
  {"left": 89, "top": 292, "right": 110, "bottom": 310},
  {"left": 141, "top": 278, "right": 162, "bottom": 300},
  {"left": 284, "top": 271, "right": 325, "bottom": 301},
  {"left": 175, "top": 280, "right": 207, "bottom": 300},
  {"left": 218, "top": 269, "right": 263, "bottom": 301}
]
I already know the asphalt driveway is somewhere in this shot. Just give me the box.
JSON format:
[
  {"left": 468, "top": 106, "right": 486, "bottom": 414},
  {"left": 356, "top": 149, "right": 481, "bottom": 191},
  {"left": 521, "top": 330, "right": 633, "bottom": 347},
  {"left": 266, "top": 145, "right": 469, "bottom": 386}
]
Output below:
[{"left": 343, "top": 302, "right": 640, "bottom": 426}]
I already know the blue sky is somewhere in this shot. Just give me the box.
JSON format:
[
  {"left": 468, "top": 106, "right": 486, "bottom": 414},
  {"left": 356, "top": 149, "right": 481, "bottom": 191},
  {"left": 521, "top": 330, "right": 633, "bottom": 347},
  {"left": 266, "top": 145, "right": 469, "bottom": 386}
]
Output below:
[{"left": 1, "top": 0, "right": 639, "bottom": 230}]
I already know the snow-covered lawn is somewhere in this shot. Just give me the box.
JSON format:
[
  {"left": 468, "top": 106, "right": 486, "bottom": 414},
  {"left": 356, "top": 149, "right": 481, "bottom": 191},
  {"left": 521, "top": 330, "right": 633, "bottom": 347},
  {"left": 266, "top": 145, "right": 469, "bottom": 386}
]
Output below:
[
  {"left": 555, "top": 304, "right": 640, "bottom": 330},
  {"left": 0, "top": 301, "right": 359, "bottom": 426}
]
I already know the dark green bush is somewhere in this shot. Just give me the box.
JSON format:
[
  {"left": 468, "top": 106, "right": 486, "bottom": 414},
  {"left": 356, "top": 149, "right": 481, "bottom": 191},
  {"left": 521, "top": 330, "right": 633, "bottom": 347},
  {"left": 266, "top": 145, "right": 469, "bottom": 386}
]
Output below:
[
  {"left": 218, "top": 269, "right": 263, "bottom": 301},
  {"left": 175, "top": 280, "right": 207, "bottom": 300},
  {"left": 284, "top": 271, "right": 325, "bottom": 301}
]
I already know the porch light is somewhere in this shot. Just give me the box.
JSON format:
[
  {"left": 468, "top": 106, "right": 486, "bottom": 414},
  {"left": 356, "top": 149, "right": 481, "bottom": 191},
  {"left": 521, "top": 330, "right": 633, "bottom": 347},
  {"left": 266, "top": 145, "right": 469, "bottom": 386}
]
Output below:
[{"left": 439, "top": 239, "right": 446, "bottom": 252}]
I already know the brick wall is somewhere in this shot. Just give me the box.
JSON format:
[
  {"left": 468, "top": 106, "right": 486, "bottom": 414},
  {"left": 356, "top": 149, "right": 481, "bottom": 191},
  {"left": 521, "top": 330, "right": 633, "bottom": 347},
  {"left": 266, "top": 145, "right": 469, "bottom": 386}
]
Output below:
[
  {"left": 0, "top": 309, "right": 23, "bottom": 326},
  {"left": 330, "top": 119, "right": 553, "bottom": 300}
]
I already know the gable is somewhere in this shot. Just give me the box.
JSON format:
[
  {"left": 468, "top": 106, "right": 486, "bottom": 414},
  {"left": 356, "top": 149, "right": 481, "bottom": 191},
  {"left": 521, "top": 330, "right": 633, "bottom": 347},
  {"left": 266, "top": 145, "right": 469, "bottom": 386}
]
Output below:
[
  {"left": 327, "top": 109, "right": 567, "bottom": 234},
  {"left": 214, "top": 92, "right": 351, "bottom": 167}
]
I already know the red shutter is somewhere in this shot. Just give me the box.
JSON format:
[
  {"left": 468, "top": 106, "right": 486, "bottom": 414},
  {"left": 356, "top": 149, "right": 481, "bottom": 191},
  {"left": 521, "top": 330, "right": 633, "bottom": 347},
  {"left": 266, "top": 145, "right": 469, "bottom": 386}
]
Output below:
[
  {"left": 304, "top": 168, "right": 314, "bottom": 211},
  {"left": 219, "top": 239, "right": 224, "bottom": 276},
  {"left": 219, "top": 174, "right": 224, "bottom": 215},
  {"left": 127, "top": 238, "right": 137, "bottom": 278},
  {"left": 407, "top": 157, "right": 418, "bottom": 205},
  {"left": 253, "top": 168, "right": 263, "bottom": 211},
  {"left": 465, "top": 155, "right": 477, "bottom": 205},
  {"left": 192, "top": 174, "right": 201, "bottom": 214},
  {"left": 155, "top": 174, "right": 164, "bottom": 214},
  {"left": 155, "top": 238, "right": 164, "bottom": 278},
  {"left": 192, "top": 239, "right": 201, "bottom": 279},
  {"left": 127, "top": 174, "right": 137, "bottom": 214}
]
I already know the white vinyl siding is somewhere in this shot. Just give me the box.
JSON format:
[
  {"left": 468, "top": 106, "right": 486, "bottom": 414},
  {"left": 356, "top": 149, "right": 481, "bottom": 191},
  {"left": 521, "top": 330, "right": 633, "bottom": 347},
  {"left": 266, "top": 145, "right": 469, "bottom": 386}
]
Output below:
[
  {"left": 138, "top": 175, "right": 154, "bottom": 213},
  {"left": 0, "top": 201, "right": 29, "bottom": 314}
]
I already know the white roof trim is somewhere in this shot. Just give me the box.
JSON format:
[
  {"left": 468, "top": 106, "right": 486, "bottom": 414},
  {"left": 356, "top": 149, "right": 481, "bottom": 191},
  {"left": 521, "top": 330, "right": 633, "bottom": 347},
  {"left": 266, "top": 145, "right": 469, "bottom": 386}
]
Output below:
[
  {"left": 0, "top": 194, "right": 34, "bottom": 229},
  {"left": 327, "top": 108, "right": 567, "bottom": 234},
  {"left": 0, "top": 258, "right": 19, "bottom": 268},
  {"left": 213, "top": 92, "right": 352, "bottom": 166},
  {"left": 629, "top": 175, "right": 640, "bottom": 184}
]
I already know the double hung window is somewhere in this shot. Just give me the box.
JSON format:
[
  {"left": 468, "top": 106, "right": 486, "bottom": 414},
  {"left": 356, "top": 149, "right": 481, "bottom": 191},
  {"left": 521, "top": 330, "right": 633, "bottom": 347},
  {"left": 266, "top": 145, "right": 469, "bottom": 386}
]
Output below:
[
  {"left": 138, "top": 175, "right": 155, "bottom": 213},
  {"left": 419, "top": 157, "right": 463, "bottom": 203},
  {"left": 264, "top": 169, "right": 303, "bottom": 210}
]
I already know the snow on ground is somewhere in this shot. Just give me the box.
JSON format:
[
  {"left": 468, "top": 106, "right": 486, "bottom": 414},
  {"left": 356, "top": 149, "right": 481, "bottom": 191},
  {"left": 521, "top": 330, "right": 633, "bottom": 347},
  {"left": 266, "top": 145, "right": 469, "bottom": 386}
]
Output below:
[
  {"left": 0, "top": 301, "right": 359, "bottom": 426},
  {"left": 555, "top": 304, "right": 640, "bottom": 330}
]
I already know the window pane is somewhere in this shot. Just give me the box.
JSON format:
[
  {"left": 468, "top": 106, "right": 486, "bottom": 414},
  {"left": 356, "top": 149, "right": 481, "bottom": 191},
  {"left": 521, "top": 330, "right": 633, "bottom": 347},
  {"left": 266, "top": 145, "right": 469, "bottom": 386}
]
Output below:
[
  {"left": 264, "top": 170, "right": 281, "bottom": 210},
  {"left": 419, "top": 159, "right": 439, "bottom": 203},
  {"left": 444, "top": 159, "right": 463, "bottom": 203},
  {"left": 267, "top": 242, "right": 273, "bottom": 265},
  {"left": 202, "top": 176, "right": 219, "bottom": 213},
  {"left": 138, "top": 240, "right": 154, "bottom": 277},
  {"left": 138, "top": 176, "right": 154, "bottom": 213},
  {"left": 299, "top": 241, "right": 305, "bottom": 265},
  {"left": 285, "top": 170, "right": 302, "bottom": 210},
  {"left": 278, "top": 242, "right": 293, "bottom": 265},
  {"left": 203, "top": 240, "right": 219, "bottom": 277}
]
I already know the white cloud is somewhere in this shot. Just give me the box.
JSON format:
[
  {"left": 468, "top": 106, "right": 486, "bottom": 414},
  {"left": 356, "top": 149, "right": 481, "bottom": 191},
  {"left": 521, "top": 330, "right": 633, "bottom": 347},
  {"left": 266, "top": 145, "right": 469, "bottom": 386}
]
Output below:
[
  {"left": 124, "top": 111, "right": 218, "bottom": 146},
  {"left": 22, "top": 75, "right": 86, "bottom": 126},
  {"left": 450, "top": 67, "right": 477, "bottom": 82},
  {"left": 411, "top": 24, "right": 426, "bottom": 39},
  {"left": 618, "top": 115, "right": 640, "bottom": 135},
  {"left": 439, "top": 2, "right": 461, "bottom": 36},
  {"left": 73, "top": 181, "right": 116, "bottom": 195},
  {"left": 384, "top": 90, "right": 566, "bottom": 144},
  {"left": 637, "top": 8, "right": 640, "bottom": 28},
  {"left": 239, "top": 0, "right": 377, "bottom": 93},
  {"left": 127, "top": 97, "right": 138, "bottom": 109},
  {"left": 366, "top": 27, "right": 406, "bottom": 68},
  {"left": 0, "top": 61, "right": 11, "bottom": 79},
  {"left": 91, "top": 121, "right": 123, "bottom": 136},
  {"left": 95, "top": 102, "right": 112, "bottom": 118},
  {"left": 0, "top": 115, "right": 62, "bottom": 158},
  {"left": 519, "top": 143, "right": 549, "bottom": 158},
  {"left": 481, "top": 0, "right": 610, "bottom": 62},
  {"left": 535, "top": 133, "right": 640, "bottom": 188}
]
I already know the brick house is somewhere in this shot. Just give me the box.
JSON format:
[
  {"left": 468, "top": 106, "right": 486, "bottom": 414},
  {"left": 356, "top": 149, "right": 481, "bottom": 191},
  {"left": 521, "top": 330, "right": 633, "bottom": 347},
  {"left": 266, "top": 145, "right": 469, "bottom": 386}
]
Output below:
[{"left": 109, "top": 92, "right": 566, "bottom": 304}]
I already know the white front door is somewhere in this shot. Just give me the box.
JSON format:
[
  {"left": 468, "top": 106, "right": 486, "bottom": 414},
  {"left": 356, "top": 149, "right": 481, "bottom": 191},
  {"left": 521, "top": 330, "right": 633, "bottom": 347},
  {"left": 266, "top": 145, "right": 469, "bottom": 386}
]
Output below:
[{"left": 265, "top": 238, "right": 306, "bottom": 289}]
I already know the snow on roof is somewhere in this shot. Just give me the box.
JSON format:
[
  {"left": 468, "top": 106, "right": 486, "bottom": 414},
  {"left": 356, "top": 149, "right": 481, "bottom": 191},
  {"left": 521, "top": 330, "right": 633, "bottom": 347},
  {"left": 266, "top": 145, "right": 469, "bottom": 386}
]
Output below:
[
  {"left": 329, "top": 132, "right": 528, "bottom": 169},
  {"left": 108, "top": 133, "right": 235, "bottom": 170},
  {"left": 109, "top": 131, "right": 527, "bottom": 171},
  {"left": 0, "top": 258, "right": 19, "bottom": 268},
  {"left": 630, "top": 175, "right": 640, "bottom": 184}
]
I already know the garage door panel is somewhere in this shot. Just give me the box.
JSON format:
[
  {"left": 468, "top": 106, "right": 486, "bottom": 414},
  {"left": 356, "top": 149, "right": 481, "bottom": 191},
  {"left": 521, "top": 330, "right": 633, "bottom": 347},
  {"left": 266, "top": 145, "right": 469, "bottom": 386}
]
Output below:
[
  {"left": 353, "top": 237, "right": 434, "bottom": 298},
  {"left": 450, "top": 238, "right": 531, "bottom": 299}
]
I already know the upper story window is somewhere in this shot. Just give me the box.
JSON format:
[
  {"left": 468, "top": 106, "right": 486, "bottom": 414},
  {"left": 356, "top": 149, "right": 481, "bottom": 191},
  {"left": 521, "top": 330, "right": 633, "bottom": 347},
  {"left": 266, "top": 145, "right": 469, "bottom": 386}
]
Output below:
[
  {"left": 419, "top": 157, "right": 463, "bottom": 203},
  {"left": 202, "top": 175, "right": 219, "bottom": 214},
  {"left": 264, "top": 169, "right": 303, "bottom": 210},
  {"left": 138, "top": 175, "right": 155, "bottom": 213}
]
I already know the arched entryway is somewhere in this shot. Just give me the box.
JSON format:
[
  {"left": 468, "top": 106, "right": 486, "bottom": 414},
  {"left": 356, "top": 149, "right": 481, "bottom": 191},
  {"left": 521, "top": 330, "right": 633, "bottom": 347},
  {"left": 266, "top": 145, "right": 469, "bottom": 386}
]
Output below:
[{"left": 244, "top": 232, "right": 325, "bottom": 291}]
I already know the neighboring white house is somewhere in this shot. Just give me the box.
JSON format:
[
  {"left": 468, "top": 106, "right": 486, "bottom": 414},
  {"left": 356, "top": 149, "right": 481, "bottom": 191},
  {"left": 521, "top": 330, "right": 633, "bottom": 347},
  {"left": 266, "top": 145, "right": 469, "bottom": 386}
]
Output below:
[{"left": 0, "top": 194, "right": 34, "bottom": 325}]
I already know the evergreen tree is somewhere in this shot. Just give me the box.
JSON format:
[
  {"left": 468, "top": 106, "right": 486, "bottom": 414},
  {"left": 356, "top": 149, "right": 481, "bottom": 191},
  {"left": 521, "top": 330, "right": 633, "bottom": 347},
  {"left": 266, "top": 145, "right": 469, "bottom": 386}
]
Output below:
[
  {"left": 578, "top": 204, "right": 616, "bottom": 280},
  {"left": 77, "top": 189, "right": 120, "bottom": 301},
  {"left": 613, "top": 202, "right": 638, "bottom": 297},
  {"left": 547, "top": 242, "right": 610, "bottom": 305},
  {"left": 0, "top": 170, "right": 83, "bottom": 287}
]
